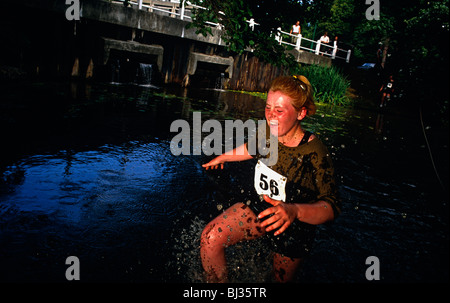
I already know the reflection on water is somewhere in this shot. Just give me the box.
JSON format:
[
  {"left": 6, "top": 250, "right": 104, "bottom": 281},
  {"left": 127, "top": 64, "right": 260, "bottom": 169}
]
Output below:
[{"left": 0, "top": 81, "right": 448, "bottom": 282}]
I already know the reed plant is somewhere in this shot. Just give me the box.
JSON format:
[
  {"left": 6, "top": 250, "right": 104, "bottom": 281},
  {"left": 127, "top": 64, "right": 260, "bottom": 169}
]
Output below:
[
  {"left": 231, "top": 64, "right": 352, "bottom": 107},
  {"left": 298, "top": 65, "right": 352, "bottom": 106}
]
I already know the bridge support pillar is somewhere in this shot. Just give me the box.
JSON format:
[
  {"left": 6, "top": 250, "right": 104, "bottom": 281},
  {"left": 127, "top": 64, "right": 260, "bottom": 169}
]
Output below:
[
  {"left": 286, "top": 49, "right": 331, "bottom": 67},
  {"left": 101, "top": 37, "right": 164, "bottom": 72},
  {"left": 184, "top": 52, "right": 234, "bottom": 86}
]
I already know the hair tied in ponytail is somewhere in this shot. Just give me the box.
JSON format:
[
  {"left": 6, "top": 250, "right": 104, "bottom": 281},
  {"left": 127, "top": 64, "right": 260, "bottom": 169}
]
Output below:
[{"left": 292, "top": 75, "right": 306, "bottom": 90}]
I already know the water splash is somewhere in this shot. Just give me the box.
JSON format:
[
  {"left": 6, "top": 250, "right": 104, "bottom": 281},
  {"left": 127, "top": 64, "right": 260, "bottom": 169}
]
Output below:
[{"left": 168, "top": 212, "right": 275, "bottom": 283}]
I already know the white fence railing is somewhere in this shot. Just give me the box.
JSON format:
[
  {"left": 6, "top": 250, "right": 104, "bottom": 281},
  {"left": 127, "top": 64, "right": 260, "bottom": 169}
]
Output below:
[
  {"left": 275, "top": 29, "right": 351, "bottom": 63},
  {"left": 109, "top": 0, "right": 351, "bottom": 62},
  {"left": 110, "top": 0, "right": 209, "bottom": 23}
]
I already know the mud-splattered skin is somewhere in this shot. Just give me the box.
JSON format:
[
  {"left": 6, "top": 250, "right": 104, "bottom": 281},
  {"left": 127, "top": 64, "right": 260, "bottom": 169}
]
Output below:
[
  {"left": 200, "top": 202, "right": 265, "bottom": 282},
  {"left": 200, "top": 78, "right": 340, "bottom": 283},
  {"left": 200, "top": 133, "right": 340, "bottom": 283}
]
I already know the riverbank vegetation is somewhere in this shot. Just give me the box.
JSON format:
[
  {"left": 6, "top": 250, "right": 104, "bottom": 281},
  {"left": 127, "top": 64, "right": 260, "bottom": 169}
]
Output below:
[
  {"left": 188, "top": 0, "right": 449, "bottom": 123},
  {"left": 231, "top": 65, "right": 351, "bottom": 106},
  {"left": 299, "top": 65, "right": 351, "bottom": 106}
]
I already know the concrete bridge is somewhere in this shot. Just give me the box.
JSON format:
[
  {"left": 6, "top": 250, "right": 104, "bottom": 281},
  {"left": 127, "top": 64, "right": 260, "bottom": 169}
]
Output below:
[{"left": 5, "top": 0, "right": 349, "bottom": 90}]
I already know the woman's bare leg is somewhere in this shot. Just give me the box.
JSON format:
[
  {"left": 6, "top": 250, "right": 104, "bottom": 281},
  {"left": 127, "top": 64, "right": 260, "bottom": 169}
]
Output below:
[
  {"left": 272, "top": 253, "right": 303, "bottom": 282},
  {"left": 200, "top": 202, "right": 265, "bottom": 282}
]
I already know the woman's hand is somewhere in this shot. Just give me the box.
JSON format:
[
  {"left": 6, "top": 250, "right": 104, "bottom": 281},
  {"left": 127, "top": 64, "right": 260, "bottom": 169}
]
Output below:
[
  {"left": 202, "top": 156, "right": 225, "bottom": 170},
  {"left": 257, "top": 195, "right": 299, "bottom": 236},
  {"left": 201, "top": 144, "right": 253, "bottom": 170}
]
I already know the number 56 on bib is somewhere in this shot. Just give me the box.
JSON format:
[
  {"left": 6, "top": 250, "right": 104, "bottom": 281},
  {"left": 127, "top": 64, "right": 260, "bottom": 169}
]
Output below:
[{"left": 254, "top": 160, "right": 287, "bottom": 202}]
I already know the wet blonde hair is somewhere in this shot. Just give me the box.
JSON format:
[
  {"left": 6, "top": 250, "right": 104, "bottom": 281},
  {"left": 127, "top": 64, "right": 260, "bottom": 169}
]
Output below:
[{"left": 268, "top": 75, "right": 316, "bottom": 116}]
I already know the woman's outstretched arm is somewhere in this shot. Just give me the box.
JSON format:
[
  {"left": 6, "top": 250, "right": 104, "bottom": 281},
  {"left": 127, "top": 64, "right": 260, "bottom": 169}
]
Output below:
[{"left": 202, "top": 143, "right": 253, "bottom": 170}]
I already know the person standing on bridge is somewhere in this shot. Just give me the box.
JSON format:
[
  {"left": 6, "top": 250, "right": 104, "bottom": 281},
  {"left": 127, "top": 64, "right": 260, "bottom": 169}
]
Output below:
[
  {"left": 319, "top": 32, "right": 330, "bottom": 56},
  {"left": 332, "top": 36, "right": 339, "bottom": 58},
  {"left": 290, "top": 21, "right": 301, "bottom": 44},
  {"left": 200, "top": 75, "right": 341, "bottom": 283}
]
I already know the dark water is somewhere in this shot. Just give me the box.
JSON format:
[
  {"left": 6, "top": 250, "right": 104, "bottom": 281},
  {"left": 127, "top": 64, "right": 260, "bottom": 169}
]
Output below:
[{"left": 0, "top": 80, "right": 448, "bottom": 283}]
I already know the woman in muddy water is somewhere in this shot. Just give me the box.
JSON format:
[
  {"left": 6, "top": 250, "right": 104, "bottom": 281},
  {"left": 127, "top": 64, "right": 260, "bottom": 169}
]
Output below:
[{"left": 200, "top": 75, "right": 341, "bottom": 282}]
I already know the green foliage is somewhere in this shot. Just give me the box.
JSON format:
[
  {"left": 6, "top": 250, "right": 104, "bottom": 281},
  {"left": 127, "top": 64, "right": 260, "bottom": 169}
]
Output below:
[
  {"left": 230, "top": 65, "right": 352, "bottom": 107},
  {"left": 187, "top": 0, "right": 252, "bottom": 54},
  {"left": 186, "top": 0, "right": 448, "bottom": 114},
  {"left": 351, "top": 12, "right": 396, "bottom": 60},
  {"left": 186, "top": 0, "right": 296, "bottom": 68},
  {"left": 299, "top": 65, "right": 351, "bottom": 106},
  {"left": 401, "top": 0, "right": 449, "bottom": 123},
  {"left": 322, "top": 0, "right": 355, "bottom": 37},
  {"left": 187, "top": 0, "right": 352, "bottom": 106}
]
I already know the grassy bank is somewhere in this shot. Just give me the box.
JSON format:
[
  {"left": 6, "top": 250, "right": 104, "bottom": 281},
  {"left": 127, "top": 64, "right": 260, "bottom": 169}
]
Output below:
[
  {"left": 231, "top": 65, "right": 352, "bottom": 106},
  {"left": 299, "top": 65, "right": 352, "bottom": 106}
]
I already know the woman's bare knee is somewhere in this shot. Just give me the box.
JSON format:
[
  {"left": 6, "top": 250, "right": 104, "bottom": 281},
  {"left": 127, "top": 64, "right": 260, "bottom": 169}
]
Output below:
[{"left": 201, "top": 222, "right": 225, "bottom": 252}]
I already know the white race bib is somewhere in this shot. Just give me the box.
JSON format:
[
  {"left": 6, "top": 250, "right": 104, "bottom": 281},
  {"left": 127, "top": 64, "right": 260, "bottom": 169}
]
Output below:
[{"left": 254, "top": 160, "right": 287, "bottom": 202}]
